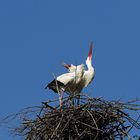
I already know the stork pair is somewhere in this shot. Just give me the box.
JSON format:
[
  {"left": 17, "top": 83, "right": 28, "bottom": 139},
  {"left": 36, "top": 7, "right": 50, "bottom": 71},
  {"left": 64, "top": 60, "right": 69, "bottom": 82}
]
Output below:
[{"left": 46, "top": 42, "right": 95, "bottom": 107}]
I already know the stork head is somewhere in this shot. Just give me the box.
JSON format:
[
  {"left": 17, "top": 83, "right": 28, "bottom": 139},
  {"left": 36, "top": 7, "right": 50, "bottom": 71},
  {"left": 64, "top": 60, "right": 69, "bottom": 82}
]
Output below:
[
  {"left": 77, "top": 64, "right": 85, "bottom": 71},
  {"left": 62, "top": 63, "right": 77, "bottom": 72},
  {"left": 86, "top": 42, "right": 93, "bottom": 66}
]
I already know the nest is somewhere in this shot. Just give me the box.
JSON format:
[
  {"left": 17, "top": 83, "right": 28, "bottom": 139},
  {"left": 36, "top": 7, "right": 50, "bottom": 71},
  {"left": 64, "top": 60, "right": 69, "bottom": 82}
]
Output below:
[{"left": 13, "top": 94, "right": 140, "bottom": 140}]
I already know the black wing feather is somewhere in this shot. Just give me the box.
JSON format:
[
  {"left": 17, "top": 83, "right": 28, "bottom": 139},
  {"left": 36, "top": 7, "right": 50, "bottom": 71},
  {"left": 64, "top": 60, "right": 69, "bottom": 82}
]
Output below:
[{"left": 45, "top": 80, "right": 65, "bottom": 93}]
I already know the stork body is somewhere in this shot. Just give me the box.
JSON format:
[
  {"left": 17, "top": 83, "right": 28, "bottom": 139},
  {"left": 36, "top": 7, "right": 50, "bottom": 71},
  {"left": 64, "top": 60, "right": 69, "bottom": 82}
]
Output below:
[
  {"left": 63, "top": 42, "right": 95, "bottom": 93},
  {"left": 46, "top": 64, "right": 85, "bottom": 93},
  {"left": 46, "top": 64, "right": 85, "bottom": 107}
]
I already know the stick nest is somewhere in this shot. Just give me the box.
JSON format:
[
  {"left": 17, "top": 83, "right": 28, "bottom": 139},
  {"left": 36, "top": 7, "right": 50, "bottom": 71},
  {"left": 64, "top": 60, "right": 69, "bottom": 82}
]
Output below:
[{"left": 13, "top": 95, "right": 140, "bottom": 140}]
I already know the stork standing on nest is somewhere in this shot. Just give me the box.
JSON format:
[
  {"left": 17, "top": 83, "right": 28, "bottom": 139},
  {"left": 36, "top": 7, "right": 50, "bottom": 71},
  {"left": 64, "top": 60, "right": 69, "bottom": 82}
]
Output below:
[
  {"left": 46, "top": 42, "right": 95, "bottom": 107},
  {"left": 63, "top": 42, "right": 95, "bottom": 101},
  {"left": 46, "top": 64, "right": 85, "bottom": 107}
]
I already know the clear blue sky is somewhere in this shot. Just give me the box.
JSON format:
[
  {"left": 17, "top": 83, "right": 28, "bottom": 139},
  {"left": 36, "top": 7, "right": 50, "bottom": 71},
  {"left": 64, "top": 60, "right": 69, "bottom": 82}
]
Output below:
[{"left": 0, "top": 0, "right": 140, "bottom": 139}]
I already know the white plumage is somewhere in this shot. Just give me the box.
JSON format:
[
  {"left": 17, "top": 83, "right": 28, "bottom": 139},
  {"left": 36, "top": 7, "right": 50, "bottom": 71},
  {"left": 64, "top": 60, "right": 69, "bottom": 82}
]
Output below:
[
  {"left": 46, "top": 64, "right": 85, "bottom": 94},
  {"left": 46, "top": 42, "right": 95, "bottom": 107},
  {"left": 63, "top": 42, "right": 95, "bottom": 91}
]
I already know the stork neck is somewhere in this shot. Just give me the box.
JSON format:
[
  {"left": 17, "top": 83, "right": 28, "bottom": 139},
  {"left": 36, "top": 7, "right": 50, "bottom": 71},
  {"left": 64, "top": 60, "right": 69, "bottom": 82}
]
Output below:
[
  {"left": 88, "top": 65, "right": 94, "bottom": 73},
  {"left": 86, "top": 60, "right": 93, "bottom": 70}
]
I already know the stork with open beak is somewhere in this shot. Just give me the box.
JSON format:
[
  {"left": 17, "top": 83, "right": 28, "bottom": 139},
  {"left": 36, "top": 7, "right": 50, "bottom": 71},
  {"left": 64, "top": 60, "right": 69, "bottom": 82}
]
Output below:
[
  {"left": 46, "top": 64, "right": 85, "bottom": 107},
  {"left": 63, "top": 42, "right": 95, "bottom": 92},
  {"left": 46, "top": 42, "right": 94, "bottom": 107}
]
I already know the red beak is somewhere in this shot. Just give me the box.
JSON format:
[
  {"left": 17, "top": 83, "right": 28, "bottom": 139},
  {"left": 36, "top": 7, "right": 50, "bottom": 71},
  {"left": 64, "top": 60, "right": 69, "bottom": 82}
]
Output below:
[
  {"left": 62, "top": 63, "right": 71, "bottom": 69},
  {"left": 88, "top": 42, "right": 93, "bottom": 59}
]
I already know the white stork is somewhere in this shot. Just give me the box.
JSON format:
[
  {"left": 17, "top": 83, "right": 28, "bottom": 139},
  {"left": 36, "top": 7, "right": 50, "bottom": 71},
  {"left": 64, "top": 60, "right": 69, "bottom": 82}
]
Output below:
[
  {"left": 46, "top": 42, "right": 95, "bottom": 106},
  {"left": 46, "top": 64, "right": 85, "bottom": 107},
  {"left": 63, "top": 42, "right": 95, "bottom": 93}
]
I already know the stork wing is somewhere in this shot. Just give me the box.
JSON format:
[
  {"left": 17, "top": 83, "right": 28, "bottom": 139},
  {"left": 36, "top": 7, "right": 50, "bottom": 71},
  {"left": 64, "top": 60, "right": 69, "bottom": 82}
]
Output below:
[{"left": 56, "top": 72, "right": 76, "bottom": 85}]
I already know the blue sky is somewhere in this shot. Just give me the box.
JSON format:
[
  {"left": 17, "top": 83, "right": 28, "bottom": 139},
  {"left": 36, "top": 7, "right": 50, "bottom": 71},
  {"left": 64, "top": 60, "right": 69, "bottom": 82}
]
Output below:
[{"left": 0, "top": 0, "right": 140, "bottom": 139}]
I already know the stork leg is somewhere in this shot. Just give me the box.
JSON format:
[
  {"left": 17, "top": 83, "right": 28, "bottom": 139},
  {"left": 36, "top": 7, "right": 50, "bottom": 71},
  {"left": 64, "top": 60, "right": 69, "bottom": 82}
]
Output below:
[
  {"left": 59, "top": 92, "right": 63, "bottom": 108},
  {"left": 77, "top": 93, "right": 80, "bottom": 105},
  {"left": 72, "top": 94, "right": 75, "bottom": 105},
  {"left": 59, "top": 88, "right": 64, "bottom": 109}
]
